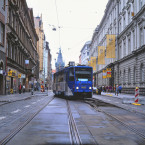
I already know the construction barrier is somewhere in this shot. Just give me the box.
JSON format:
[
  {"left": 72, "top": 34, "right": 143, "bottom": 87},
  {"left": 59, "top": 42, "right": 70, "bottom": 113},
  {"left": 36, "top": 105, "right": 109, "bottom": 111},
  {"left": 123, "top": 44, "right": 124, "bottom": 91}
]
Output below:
[{"left": 132, "top": 87, "right": 141, "bottom": 105}]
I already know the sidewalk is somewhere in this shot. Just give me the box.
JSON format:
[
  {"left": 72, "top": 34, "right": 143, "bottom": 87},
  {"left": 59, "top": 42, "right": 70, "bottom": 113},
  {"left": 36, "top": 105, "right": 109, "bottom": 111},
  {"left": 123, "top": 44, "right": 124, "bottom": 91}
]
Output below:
[
  {"left": 94, "top": 92, "right": 145, "bottom": 115},
  {"left": 0, "top": 92, "right": 32, "bottom": 102},
  {"left": 101, "top": 92, "right": 145, "bottom": 104},
  {"left": 0, "top": 91, "right": 49, "bottom": 102}
]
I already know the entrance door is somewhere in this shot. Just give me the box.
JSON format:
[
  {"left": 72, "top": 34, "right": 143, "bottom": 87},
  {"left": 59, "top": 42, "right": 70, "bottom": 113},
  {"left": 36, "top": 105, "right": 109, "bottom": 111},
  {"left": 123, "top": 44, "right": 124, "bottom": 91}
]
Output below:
[{"left": 0, "top": 75, "right": 3, "bottom": 95}]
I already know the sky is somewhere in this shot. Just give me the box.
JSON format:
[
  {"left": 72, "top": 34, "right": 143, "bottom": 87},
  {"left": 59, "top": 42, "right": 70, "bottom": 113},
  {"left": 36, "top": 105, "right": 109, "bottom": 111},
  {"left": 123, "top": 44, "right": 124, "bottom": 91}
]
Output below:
[{"left": 26, "top": 0, "right": 109, "bottom": 69}]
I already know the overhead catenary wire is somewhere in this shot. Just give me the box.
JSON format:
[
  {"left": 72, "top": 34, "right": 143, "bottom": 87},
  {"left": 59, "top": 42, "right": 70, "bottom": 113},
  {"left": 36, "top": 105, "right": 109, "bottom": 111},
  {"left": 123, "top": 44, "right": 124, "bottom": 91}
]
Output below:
[{"left": 54, "top": 0, "right": 61, "bottom": 48}]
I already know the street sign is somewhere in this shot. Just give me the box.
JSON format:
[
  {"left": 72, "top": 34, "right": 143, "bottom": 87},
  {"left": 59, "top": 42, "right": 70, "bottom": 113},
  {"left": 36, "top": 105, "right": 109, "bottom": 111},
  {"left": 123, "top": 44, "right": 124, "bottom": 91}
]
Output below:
[
  {"left": 25, "top": 60, "right": 29, "bottom": 65},
  {"left": 8, "top": 71, "right": 12, "bottom": 76}
]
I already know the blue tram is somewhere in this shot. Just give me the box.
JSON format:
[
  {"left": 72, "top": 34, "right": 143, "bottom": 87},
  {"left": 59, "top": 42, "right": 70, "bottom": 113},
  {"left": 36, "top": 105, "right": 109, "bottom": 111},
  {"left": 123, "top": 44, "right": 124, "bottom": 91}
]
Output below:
[{"left": 53, "top": 64, "right": 93, "bottom": 99}]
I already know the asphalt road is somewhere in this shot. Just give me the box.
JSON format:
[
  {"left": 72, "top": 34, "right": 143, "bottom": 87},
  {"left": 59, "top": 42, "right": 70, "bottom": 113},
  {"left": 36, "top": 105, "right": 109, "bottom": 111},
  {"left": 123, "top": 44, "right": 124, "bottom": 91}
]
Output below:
[{"left": 0, "top": 93, "right": 145, "bottom": 145}]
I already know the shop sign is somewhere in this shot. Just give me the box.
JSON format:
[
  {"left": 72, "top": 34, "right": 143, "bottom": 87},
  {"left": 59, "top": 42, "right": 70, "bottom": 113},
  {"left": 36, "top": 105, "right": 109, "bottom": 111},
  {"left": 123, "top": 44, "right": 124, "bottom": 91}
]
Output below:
[
  {"left": 8, "top": 71, "right": 12, "bottom": 76},
  {"left": 10, "top": 89, "right": 13, "bottom": 94},
  {"left": 103, "top": 70, "right": 106, "bottom": 79},
  {"left": 21, "top": 74, "right": 26, "bottom": 78},
  {"left": 18, "top": 74, "right": 21, "bottom": 78},
  {"left": 8, "top": 70, "right": 16, "bottom": 77},
  {"left": 106, "top": 68, "right": 111, "bottom": 78}
]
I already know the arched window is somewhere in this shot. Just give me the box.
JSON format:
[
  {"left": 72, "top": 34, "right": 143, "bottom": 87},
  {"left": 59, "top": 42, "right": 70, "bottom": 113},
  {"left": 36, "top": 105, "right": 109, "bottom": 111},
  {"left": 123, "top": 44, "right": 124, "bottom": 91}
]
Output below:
[
  {"left": 128, "top": 68, "right": 131, "bottom": 84},
  {"left": 140, "top": 64, "right": 144, "bottom": 82}
]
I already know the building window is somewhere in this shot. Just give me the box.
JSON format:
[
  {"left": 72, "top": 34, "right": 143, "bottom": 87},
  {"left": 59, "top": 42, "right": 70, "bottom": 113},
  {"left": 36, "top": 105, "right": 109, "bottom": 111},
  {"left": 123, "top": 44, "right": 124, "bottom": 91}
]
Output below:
[
  {"left": 128, "top": 11, "right": 130, "bottom": 24},
  {"left": 128, "top": 38, "right": 131, "bottom": 54},
  {"left": 119, "top": 1, "right": 121, "bottom": 13},
  {"left": 123, "top": 15, "right": 126, "bottom": 29},
  {"left": 140, "top": 27, "right": 144, "bottom": 47},
  {"left": 140, "top": 64, "right": 144, "bottom": 82},
  {"left": 123, "top": 70, "right": 126, "bottom": 84},
  {"left": 12, "top": 44, "right": 15, "bottom": 60},
  {"left": 120, "top": 21, "right": 122, "bottom": 33},
  {"left": 133, "top": 66, "right": 136, "bottom": 83},
  {"left": 2, "top": 0, "right": 5, "bottom": 10},
  {"left": 123, "top": 39, "right": 126, "bottom": 56},
  {"left": 133, "top": 30, "right": 135, "bottom": 50},
  {"left": 128, "top": 68, "right": 131, "bottom": 84},
  {"left": 120, "top": 70, "right": 122, "bottom": 84},
  {"left": 87, "top": 52, "right": 89, "bottom": 56},
  {"left": 119, "top": 44, "right": 122, "bottom": 59},
  {"left": 0, "top": 22, "right": 5, "bottom": 46},
  {"left": 139, "top": 0, "right": 143, "bottom": 9}
]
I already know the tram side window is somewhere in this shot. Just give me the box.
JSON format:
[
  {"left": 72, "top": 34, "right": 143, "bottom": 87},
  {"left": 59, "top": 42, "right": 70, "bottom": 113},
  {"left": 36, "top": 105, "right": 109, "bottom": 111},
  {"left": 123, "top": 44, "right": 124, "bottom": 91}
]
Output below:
[{"left": 69, "top": 68, "right": 74, "bottom": 81}]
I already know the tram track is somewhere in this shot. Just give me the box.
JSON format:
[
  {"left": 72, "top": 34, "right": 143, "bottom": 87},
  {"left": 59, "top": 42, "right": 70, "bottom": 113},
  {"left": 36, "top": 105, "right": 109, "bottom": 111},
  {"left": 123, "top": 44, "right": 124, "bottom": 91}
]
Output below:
[
  {"left": 84, "top": 98, "right": 145, "bottom": 141},
  {"left": 66, "top": 100, "right": 82, "bottom": 145},
  {"left": 0, "top": 97, "right": 31, "bottom": 106},
  {"left": 0, "top": 97, "right": 54, "bottom": 145}
]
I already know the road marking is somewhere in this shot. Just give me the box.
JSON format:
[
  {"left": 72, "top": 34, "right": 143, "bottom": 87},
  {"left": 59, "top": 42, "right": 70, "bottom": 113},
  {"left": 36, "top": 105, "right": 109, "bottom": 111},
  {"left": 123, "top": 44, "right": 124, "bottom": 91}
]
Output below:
[
  {"left": 24, "top": 105, "right": 30, "bottom": 108},
  {"left": 32, "top": 102, "right": 36, "bottom": 104},
  {"left": 11, "top": 109, "right": 21, "bottom": 114},
  {"left": 0, "top": 116, "right": 6, "bottom": 120}
]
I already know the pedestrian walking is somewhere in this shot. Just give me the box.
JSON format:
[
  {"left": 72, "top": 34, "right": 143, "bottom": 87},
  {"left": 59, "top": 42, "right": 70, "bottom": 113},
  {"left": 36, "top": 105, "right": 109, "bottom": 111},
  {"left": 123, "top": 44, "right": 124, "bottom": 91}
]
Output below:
[
  {"left": 23, "top": 85, "right": 25, "bottom": 93},
  {"left": 18, "top": 83, "right": 22, "bottom": 94},
  {"left": 116, "top": 85, "right": 119, "bottom": 96},
  {"left": 118, "top": 85, "right": 122, "bottom": 94}
]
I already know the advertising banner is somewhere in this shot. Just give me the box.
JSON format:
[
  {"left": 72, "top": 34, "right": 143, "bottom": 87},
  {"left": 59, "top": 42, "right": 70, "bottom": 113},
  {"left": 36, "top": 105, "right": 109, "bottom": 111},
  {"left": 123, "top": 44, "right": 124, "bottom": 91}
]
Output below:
[
  {"left": 103, "top": 70, "right": 106, "bottom": 79},
  {"left": 90, "top": 57, "right": 96, "bottom": 71},
  {"left": 98, "top": 46, "right": 105, "bottom": 65},
  {"left": 106, "top": 68, "right": 111, "bottom": 78},
  {"left": 106, "top": 35, "right": 116, "bottom": 58}
]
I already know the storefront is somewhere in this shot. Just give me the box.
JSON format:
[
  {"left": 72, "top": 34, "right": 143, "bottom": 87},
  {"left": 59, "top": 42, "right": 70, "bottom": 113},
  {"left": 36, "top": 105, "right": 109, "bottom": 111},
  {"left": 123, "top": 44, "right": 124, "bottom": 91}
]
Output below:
[
  {"left": 0, "top": 61, "right": 5, "bottom": 95},
  {"left": 6, "top": 68, "right": 17, "bottom": 94},
  {"left": 0, "top": 62, "right": 4, "bottom": 95}
]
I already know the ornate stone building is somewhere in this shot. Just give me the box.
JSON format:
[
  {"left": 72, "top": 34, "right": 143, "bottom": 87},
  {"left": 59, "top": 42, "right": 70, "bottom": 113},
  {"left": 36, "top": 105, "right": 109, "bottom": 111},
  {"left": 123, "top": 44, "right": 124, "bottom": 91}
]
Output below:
[
  {"left": 5, "top": 0, "right": 39, "bottom": 94},
  {"left": 0, "top": 0, "right": 7, "bottom": 95},
  {"left": 43, "top": 40, "right": 52, "bottom": 89},
  {"left": 80, "top": 41, "right": 91, "bottom": 65},
  {"left": 90, "top": 0, "right": 145, "bottom": 95},
  {"left": 34, "top": 15, "right": 44, "bottom": 83}
]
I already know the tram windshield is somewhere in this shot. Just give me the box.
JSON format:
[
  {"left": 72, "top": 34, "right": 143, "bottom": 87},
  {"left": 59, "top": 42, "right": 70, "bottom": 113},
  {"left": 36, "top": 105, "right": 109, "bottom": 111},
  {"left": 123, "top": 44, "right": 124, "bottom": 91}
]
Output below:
[{"left": 75, "top": 67, "right": 92, "bottom": 81}]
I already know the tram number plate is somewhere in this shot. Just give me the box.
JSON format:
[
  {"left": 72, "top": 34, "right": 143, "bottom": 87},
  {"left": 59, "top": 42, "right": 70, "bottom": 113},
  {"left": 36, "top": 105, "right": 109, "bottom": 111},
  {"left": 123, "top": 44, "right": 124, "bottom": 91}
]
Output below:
[{"left": 81, "top": 86, "right": 86, "bottom": 89}]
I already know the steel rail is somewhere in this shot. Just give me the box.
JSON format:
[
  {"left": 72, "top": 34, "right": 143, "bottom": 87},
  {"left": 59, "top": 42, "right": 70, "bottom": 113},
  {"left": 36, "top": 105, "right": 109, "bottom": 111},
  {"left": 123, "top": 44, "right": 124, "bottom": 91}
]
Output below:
[
  {"left": 85, "top": 99, "right": 145, "bottom": 140},
  {"left": 85, "top": 97, "right": 145, "bottom": 117},
  {"left": 66, "top": 100, "right": 82, "bottom": 145},
  {"left": 0, "top": 97, "right": 54, "bottom": 145}
]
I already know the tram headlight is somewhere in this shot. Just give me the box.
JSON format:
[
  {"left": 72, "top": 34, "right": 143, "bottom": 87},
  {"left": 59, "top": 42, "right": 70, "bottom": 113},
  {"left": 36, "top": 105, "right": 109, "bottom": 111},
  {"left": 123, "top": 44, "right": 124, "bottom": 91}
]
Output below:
[
  {"left": 76, "top": 87, "right": 79, "bottom": 89},
  {"left": 89, "top": 87, "right": 92, "bottom": 89}
]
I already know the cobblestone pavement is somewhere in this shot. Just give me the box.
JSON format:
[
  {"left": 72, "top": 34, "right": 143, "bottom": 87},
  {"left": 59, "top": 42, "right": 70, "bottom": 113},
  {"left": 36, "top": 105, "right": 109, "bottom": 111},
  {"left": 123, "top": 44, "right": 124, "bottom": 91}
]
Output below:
[{"left": 93, "top": 92, "right": 145, "bottom": 115}]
